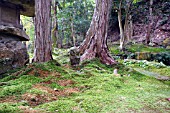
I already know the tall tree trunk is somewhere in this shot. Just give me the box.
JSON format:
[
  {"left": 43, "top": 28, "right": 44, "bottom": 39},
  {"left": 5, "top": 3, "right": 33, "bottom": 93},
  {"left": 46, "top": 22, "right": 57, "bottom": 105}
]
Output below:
[
  {"left": 56, "top": 0, "right": 65, "bottom": 48},
  {"left": 33, "top": 0, "right": 53, "bottom": 62},
  {"left": 146, "top": 0, "right": 153, "bottom": 44},
  {"left": 124, "top": 0, "right": 133, "bottom": 42},
  {"left": 79, "top": 0, "right": 117, "bottom": 65},
  {"left": 71, "top": 19, "right": 76, "bottom": 46},
  {"left": 84, "top": 0, "right": 88, "bottom": 19},
  {"left": 129, "top": 14, "right": 133, "bottom": 40},
  {"left": 118, "top": 0, "right": 125, "bottom": 50},
  {"left": 59, "top": 19, "right": 64, "bottom": 48},
  {"left": 70, "top": 1, "right": 76, "bottom": 47},
  {"left": 52, "top": 0, "right": 59, "bottom": 48}
]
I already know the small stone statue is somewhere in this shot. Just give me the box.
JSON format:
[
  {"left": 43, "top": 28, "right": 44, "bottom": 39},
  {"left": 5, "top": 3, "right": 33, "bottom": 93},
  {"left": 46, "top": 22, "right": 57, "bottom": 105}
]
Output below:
[
  {"left": 113, "top": 68, "right": 120, "bottom": 76},
  {"left": 113, "top": 69, "right": 118, "bottom": 75},
  {"left": 69, "top": 47, "right": 80, "bottom": 66}
]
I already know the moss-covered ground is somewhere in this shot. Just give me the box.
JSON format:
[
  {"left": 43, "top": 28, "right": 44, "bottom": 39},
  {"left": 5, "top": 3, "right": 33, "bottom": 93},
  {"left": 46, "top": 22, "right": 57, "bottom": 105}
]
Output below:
[
  {"left": 109, "top": 44, "right": 169, "bottom": 55},
  {"left": 0, "top": 44, "right": 170, "bottom": 113}
]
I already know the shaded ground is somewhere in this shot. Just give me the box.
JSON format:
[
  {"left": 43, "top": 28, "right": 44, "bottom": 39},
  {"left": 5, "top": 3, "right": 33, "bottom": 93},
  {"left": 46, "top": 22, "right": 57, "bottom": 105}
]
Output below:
[{"left": 0, "top": 45, "right": 170, "bottom": 113}]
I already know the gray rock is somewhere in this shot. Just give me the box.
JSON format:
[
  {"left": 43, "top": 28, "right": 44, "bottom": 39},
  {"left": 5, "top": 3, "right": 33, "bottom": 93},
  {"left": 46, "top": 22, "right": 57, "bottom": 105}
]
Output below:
[
  {"left": 0, "top": 38, "right": 29, "bottom": 74},
  {"left": 0, "top": 25, "right": 29, "bottom": 41}
]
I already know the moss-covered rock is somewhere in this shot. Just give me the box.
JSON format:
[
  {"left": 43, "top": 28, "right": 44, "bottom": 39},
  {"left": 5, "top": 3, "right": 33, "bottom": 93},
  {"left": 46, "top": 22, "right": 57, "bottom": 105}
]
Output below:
[
  {"left": 163, "top": 38, "right": 170, "bottom": 47},
  {"left": 135, "top": 52, "right": 151, "bottom": 60},
  {"left": 69, "top": 47, "right": 80, "bottom": 66}
]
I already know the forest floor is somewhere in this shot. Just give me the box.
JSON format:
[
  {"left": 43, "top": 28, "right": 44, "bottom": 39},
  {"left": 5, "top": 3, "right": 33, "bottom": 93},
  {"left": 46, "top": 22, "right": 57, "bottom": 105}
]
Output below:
[{"left": 0, "top": 44, "right": 170, "bottom": 113}]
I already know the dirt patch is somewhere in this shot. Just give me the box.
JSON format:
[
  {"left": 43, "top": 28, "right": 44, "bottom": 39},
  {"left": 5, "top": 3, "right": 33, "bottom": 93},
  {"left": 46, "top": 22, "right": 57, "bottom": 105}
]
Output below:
[
  {"left": 0, "top": 96, "right": 19, "bottom": 103},
  {"left": 40, "top": 80, "right": 53, "bottom": 84},
  {"left": 63, "top": 88, "right": 79, "bottom": 95},
  {"left": 51, "top": 72, "right": 61, "bottom": 77},
  {"left": 11, "top": 64, "right": 61, "bottom": 78},
  {"left": 139, "top": 106, "right": 162, "bottom": 113},
  {"left": 57, "top": 80, "right": 75, "bottom": 86},
  {"left": 22, "top": 93, "right": 57, "bottom": 106},
  {"left": 63, "top": 64, "right": 71, "bottom": 69},
  {"left": 27, "top": 69, "right": 50, "bottom": 77},
  {"left": 19, "top": 106, "right": 46, "bottom": 113},
  {"left": 27, "top": 68, "right": 61, "bottom": 78},
  {"left": 22, "top": 84, "right": 79, "bottom": 106}
]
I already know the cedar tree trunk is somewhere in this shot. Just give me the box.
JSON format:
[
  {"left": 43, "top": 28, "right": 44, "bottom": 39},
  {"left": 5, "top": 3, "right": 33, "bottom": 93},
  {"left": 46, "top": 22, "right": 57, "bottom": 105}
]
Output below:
[
  {"left": 146, "top": 0, "right": 153, "bottom": 44},
  {"left": 124, "top": 0, "right": 133, "bottom": 42},
  {"left": 33, "top": 0, "right": 53, "bottom": 62},
  {"left": 118, "top": 0, "right": 125, "bottom": 50},
  {"left": 52, "top": 0, "right": 59, "bottom": 48},
  {"left": 79, "top": 0, "right": 117, "bottom": 65}
]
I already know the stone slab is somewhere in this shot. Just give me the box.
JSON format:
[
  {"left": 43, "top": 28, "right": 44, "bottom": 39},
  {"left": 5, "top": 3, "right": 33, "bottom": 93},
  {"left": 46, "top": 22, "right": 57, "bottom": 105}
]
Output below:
[{"left": 0, "top": 25, "right": 29, "bottom": 41}]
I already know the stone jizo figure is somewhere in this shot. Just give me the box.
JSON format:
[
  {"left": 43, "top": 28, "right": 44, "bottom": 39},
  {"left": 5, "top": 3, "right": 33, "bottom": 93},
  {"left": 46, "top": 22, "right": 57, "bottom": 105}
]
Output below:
[{"left": 69, "top": 47, "right": 80, "bottom": 66}]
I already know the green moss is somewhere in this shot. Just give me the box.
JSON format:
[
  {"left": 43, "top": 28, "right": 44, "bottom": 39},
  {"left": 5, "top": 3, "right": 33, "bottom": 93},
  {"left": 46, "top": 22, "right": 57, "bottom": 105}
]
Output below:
[
  {"left": 27, "top": 88, "right": 46, "bottom": 95},
  {"left": 127, "top": 44, "right": 168, "bottom": 53},
  {"left": 48, "top": 83, "right": 64, "bottom": 90},
  {"left": 0, "top": 54, "right": 169, "bottom": 113},
  {"left": 53, "top": 49, "right": 70, "bottom": 64},
  {"left": 123, "top": 59, "right": 170, "bottom": 77},
  {"left": 109, "top": 44, "right": 169, "bottom": 54},
  {"left": 0, "top": 75, "right": 17, "bottom": 82},
  {"left": 0, "top": 75, "right": 41, "bottom": 97},
  {"left": 0, "top": 83, "right": 32, "bottom": 98},
  {"left": 37, "top": 99, "right": 77, "bottom": 113},
  {"left": 109, "top": 45, "right": 124, "bottom": 55},
  {"left": 10, "top": 75, "right": 42, "bottom": 84},
  {"left": 0, "top": 103, "right": 21, "bottom": 113},
  {"left": 35, "top": 59, "right": 170, "bottom": 112},
  {"left": 149, "top": 67, "right": 170, "bottom": 77}
]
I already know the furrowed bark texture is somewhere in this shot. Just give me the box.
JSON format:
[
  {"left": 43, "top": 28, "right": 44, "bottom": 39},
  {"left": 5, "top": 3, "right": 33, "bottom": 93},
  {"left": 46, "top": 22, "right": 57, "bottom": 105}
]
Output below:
[
  {"left": 79, "top": 0, "right": 117, "bottom": 65},
  {"left": 33, "top": 0, "right": 53, "bottom": 62}
]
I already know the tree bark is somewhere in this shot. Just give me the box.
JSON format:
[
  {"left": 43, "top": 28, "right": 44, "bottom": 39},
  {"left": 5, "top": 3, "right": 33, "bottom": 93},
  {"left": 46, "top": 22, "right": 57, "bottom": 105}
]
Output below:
[
  {"left": 70, "top": 2, "right": 76, "bottom": 47},
  {"left": 79, "top": 0, "right": 117, "bottom": 65},
  {"left": 124, "top": 0, "right": 133, "bottom": 42},
  {"left": 129, "top": 14, "right": 133, "bottom": 40},
  {"left": 52, "top": 0, "right": 59, "bottom": 48},
  {"left": 146, "top": 0, "right": 153, "bottom": 44},
  {"left": 33, "top": 0, "right": 53, "bottom": 62},
  {"left": 71, "top": 19, "right": 76, "bottom": 46},
  {"left": 118, "top": 0, "right": 125, "bottom": 50}
]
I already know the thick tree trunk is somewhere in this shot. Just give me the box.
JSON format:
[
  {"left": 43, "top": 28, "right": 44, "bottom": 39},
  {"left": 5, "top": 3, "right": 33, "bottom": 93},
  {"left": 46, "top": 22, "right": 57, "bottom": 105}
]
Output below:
[
  {"left": 33, "top": 0, "right": 53, "bottom": 62},
  {"left": 79, "top": 0, "right": 117, "bottom": 65}
]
